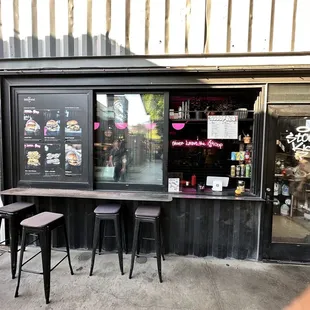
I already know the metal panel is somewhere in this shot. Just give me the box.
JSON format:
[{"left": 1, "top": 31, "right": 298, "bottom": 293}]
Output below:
[
  {"left": 268, "top": 83, "right": 310, "bottom": 103},
  {"left": 10, "top": 195, "right": 261, "bottom": 259},
  {"left": 0, "top": 0, "right": 309, "bottom": 57}
]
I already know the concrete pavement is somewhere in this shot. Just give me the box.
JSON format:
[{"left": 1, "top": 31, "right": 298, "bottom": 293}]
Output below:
[{"left": 0, "top": 247, "right": 310, "bottom": 309}]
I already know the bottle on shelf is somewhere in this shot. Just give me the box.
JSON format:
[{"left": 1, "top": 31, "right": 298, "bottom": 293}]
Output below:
[{"left": 191, "top": 174, "right": 196, "bottom": 186}]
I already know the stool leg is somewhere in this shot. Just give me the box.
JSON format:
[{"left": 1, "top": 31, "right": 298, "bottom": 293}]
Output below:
[
  {"left": 9, "top": 216, "right": 19, "bottom": 279},
  {"left": 63, "top": 220, "right": 74, "bottom": 275},
  {"left": 129, "top": 218, "right": 140, "bottom": 279},
  {"left": 120, "top": 212, "right": 128, "bottom": 254},
  {"left": 40, "top": 230, "right": 51, "bottom": 304},
  {"left": 89, "top": 217, "right": 100, "bottom": 276},
  {"left": 154, "top": 219, "right": 163, "bottom": 283},
  {"left": 160, "top": 224, "right": 165, "bottom": 261},
  {"left": 98, "top": 221, "right": 103, "bottom": 254},
  {"left": 14, "top": 227, "right": 27, "bottom": 298},
  {"left": 114, "top": 214, "right": 124, "bottom": 275}
]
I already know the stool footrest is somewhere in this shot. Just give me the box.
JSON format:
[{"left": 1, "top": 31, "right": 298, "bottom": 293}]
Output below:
[
  {"left": 21, "top": 250, "right": 42, "bottom": 267},
  {"left": 21, "top": 254, "right": 69, "bottom": 275}
]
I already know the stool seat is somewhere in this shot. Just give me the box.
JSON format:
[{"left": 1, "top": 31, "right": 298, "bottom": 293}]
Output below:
[
  {"left": 21, "top": 211, "right": 63, "bottom": 228},
  {"left": 135, "top": 206, "right": 160, "bottom": 218},
  {"left": 94, "top": 204, "right": 121, "bottom": 214},
  {"left": 0, "top": 202, "right": 34, "bottom": 215}
]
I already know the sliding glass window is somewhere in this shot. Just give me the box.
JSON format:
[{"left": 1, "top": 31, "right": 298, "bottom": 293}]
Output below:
[{"left": 94, "top": 93, "right": 164, "bottom": 187}]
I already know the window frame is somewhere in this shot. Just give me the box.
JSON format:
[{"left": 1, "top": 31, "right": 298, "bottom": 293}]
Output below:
[{"left": 93, "top": 90, "right": 169, "bottom": 192}]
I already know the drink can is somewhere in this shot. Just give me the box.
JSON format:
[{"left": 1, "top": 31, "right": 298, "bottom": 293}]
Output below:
[
  {"left": 231, "top": 152, "right": 236, "bottom": 160},
  {"left": 240, "top": 164, "right": 245, "bottom": 177},
  {"left": 236, "top": 165, "right": 241, "bottom": 177},
  {"left": 231, "top": 165, "right": 236, "bottom": 177},
  {"left": 236, "top": 152, "right": 240, "bottom": 161},
  {"left": 245, "top": 164, "right": 251, "bottom": 177},
  {"left": 240, "top": 151, "right": 245, "bottom": 161}
]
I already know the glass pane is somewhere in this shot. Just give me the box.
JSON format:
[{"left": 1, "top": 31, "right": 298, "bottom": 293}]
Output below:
[
  {"left": 272, "top": 115, "right": 310, "bottom": 244},
  {"left": 94, "top": 93, "right": 164, "bottom": 185}
]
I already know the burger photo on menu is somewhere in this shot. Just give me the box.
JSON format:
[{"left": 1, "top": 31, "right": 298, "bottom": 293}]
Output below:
[
  {"left": 65, "top": 120, "right": 82, "bottom": 136},
  {"left": 24, "top": 119, "right": 40, "bottom": 136},
  {"left": 24, "top": 144, "right": 42, "bottom": 174},
  {"left": 65, "top": 144, "right": 82, "bottom": 176},
  {"left": 44, "top": 119, "right": 60, "bottom": 136}
]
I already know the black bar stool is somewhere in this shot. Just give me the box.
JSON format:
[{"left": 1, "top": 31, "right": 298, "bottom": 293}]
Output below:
[
  {"left": 14, "top": 211, "right": 74, "bottom": 304},
  {"left": 0, "top": 202, "right": 36, "bottom": 279},
  {"left": 129, "top": 205, "right": 165, "bottom": 283},
  {"left": 89, "top": 203, "right": 126, "bottom": 276}
]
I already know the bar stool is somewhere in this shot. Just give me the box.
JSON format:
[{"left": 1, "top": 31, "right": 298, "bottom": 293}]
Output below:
[
  {"left": 0, "top": 202, "right": 36, "bottom": 279},
  {"left": 129, "top": 205, "right": 165, "bottom": 283},
  {"left": 89, "top": 203, "right": 126, "bottom": 276},
  {"left": 14, "top": 211, "right": 74, "bottom": 304}
]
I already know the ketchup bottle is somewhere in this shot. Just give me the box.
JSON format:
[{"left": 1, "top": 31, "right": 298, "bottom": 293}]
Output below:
[{"left": 191, "top": 174, "right": 196, "bottom": 187}]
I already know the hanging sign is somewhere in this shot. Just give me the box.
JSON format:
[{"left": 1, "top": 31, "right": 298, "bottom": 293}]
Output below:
[
  {"left": 171, "top": 139, "right": 223, "bottom": 149},
  {"left": 207, "top": 115, "right": 238, "bottom": 140},
  {"left": 286, "top": 126, "right": 310, "bottom": 156}
]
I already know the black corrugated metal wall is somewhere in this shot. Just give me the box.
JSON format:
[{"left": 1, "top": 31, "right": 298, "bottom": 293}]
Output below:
[{"left": 10, "top": 195, "right": 261, "bottom": 260}]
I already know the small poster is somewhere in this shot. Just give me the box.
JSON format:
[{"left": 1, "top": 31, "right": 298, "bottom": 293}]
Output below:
[
  {"left": 43, "top": 109, "right": 61, "bottom": 141},
  {"left": 168, "top": 178, "right": 180, "bottom": 193},
  {"left": 24, "top": 108, "right": 42, "bottom": 141},
  {"left": 65, "top": 143, "right": 82, "bottom": 176},
  {"left": 65, "top": 108, "right": 83, "bottom": 141},
  {"left": 24, "top": 143, "right": 43, "bottom": 176},
  {"left": 43, "top": 144, "right": 62, "bottom": 178},
  {"left": 207, "top": 115, "right": 238, "bottom": 140}
]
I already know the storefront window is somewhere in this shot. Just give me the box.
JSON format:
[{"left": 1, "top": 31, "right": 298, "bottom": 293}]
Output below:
[
  {"left": 168, "top": 89, "right": 259, "bottom": 195},
  {"left": 94, "top": 93, "right": 164, "bottom": 186}
]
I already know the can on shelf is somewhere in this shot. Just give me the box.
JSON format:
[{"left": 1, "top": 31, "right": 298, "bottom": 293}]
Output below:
[
  {"left": 231, "top": 165, "right": 236, "bottom": 177},
  {"left": 231, "top": 152, "right": 236, "bottom": 160},
  {"left": 240, "top": 164, "right": 245, "bottom": 177},
  {"left": 245, "top": 164, "right": 251, "bottom": 177},
  {"left": 236, "top": 165, "right": 241, "bottom": 177}
]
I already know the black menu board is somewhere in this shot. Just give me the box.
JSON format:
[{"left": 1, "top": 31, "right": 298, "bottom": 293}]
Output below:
[{"left": 17, "top": 92, "right": 91, "bottom": 187}]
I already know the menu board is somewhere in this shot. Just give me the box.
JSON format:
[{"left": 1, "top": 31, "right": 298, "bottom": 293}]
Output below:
[
  {"left": 18, "top": 92, "right": 90, "bottom": 185},
  {"left": 207, "top": 115, "right": 238, "bottom": 140}
]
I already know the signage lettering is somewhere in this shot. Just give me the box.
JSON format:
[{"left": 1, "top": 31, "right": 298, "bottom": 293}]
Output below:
[
  {"left": 286, "top": 126, "right": 310, "bottom": 154},
  {"left": 171, "top": 139, "right": 223, "bottom": 149}
]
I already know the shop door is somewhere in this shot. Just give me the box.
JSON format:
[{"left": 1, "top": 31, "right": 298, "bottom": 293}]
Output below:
[{"left": 264, "top": 104, "right": 310, "bottom": 262}]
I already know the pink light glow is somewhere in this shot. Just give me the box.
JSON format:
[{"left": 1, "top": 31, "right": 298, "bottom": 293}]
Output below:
[
  {"left": 115, "top": 122, "right": 128, "bottom": 130},
  {"left": 144, "top": 123, "right": 157, "bottom": 130},
  {"left": 94, "top": 122, "right": 100, "bottom": 130},
  {"left": 171, "top": 140, "right": 223, "bottom": 149},
  {"left": 172, "top": 123, "right": 185, "bottom": 130}
]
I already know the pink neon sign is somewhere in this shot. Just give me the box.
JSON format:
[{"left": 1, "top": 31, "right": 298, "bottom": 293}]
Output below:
[{"left": 171, "top": 140, "right": 223, "bottom": 149}]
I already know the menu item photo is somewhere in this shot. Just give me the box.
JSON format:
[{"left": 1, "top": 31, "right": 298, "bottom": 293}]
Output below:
[
  {"left": 65, "top": 144, "right": 82, "bottom": 176},
  {"left": 25, "top": 119, "right": 40, "bottom": 134},
  {"left": 24, "top": 143, "right": 43, "bottom": 176},
  {"left": 23, "top": 108, "right": 43, "bottom": 140},
  {"left": 65, "top": 120, "right": 82, "bottom": 135},
  {"left": 44, "top": 144, "right": 62, "bottom": 178},
  {"left": 43, "top": 110, "right": 61, "bottom": 138}
]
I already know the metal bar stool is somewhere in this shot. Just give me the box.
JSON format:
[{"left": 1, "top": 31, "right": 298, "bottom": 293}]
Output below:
[
  {"left": 0, "top": 202, "right": 36, "bottom": 279},
  {"left": 129, "top": 205, "right": 165, "bottom": 283},
  {"left": 89, "top": 203, "right": 126, "bottom": 276},
  {"left": 14, "top": 211, "right": 74, "bottom": 304}
]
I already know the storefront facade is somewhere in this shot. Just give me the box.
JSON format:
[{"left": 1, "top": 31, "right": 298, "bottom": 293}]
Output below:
[{"left": 1, "top": 0, "right": 310, "bottom": 262}]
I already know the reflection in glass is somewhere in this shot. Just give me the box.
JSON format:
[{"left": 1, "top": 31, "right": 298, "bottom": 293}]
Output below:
[
  {"left": 272, "top": 116, "right": 310, "bottom": 244},
  {"left": 94, "top": 93, "right": 164, "bottom": 185}
]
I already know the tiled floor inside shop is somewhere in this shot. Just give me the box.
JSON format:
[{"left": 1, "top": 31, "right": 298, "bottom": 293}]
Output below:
[
  {"left": 272, "top": 215, "right": 310, "bottom": 243},
  {"left": 1, "top": 247, "right": 310, "bottom": 309}
]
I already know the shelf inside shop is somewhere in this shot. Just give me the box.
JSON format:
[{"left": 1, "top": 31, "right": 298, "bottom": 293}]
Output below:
[{"left": 228, "top": 176, "right": 251, "bottom": 179}]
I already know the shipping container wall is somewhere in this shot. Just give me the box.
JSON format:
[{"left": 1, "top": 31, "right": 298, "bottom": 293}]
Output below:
[{"left": 0, "top": 0, "right": 308, "bottom": 58}]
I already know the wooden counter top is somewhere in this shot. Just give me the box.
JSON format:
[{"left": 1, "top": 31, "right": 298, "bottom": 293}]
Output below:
[
  {"left": 1, "top": 188, "right": 264, "bottom": 202},
  {"left": 1, "top": 188, "right": 173, "bottom": 202}
]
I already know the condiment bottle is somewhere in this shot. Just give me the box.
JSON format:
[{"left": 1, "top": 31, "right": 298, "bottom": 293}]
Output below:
[{"left": 191, "top": 174, "right": 196, "bottom": 186}]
